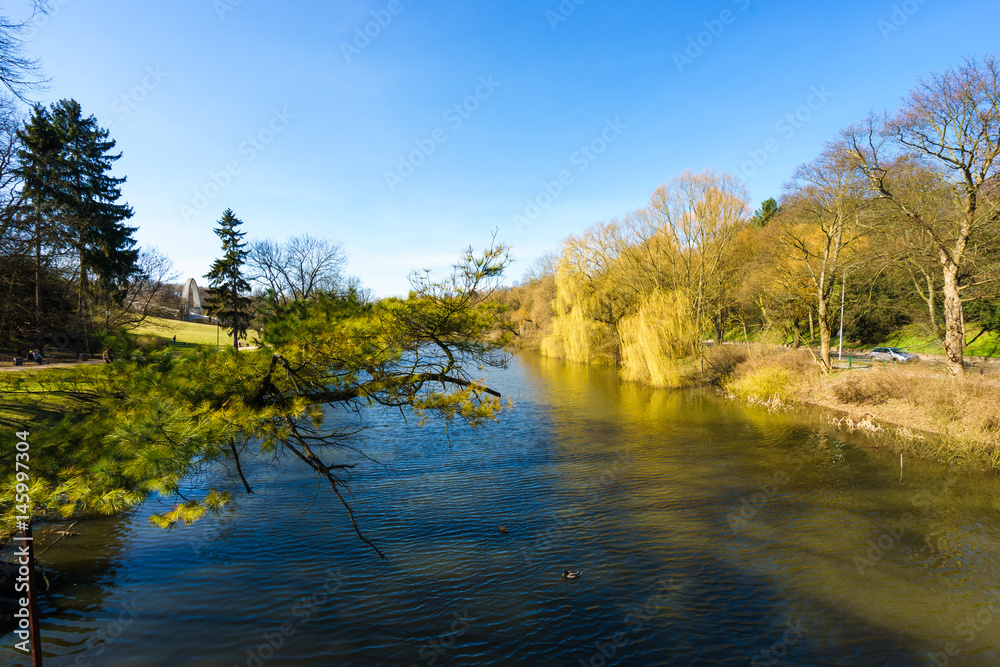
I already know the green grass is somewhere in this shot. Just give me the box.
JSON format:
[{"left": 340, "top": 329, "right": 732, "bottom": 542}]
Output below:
[
  {"left": 883, "top": 323, "right": 1000, "bottom": 358},
  {"left": 127, "top": 316, "right": 257, "bottom": 350},
  {"left": 0, "top": 365, "right": 103, "bottom": 427},
  {"left": 725, "top": 321, "right": 1000, "bottom": 358}
]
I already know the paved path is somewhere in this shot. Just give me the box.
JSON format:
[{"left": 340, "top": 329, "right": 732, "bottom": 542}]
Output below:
[
  {"left": 2, "top": 345, "right": 260, "bottom": 372},
  {"left": 0, "top": 359, "right": 105, "bottom": 372}
]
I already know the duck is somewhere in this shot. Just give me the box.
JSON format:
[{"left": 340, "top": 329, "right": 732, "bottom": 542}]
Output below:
[
  {"left": 562, "top": 570, "right": 583, "bottom": 579},
  {"left": 498, "top": 525, "right": 508, "bottom": 534}
]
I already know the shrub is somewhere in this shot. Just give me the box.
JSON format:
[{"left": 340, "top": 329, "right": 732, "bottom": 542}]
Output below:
[
  {"left": 726, "top": 366, "right": 795, "bottom": 405},
  {"left": 832, "top": 372, "right": 904, "bottom": 406},
  {"left": 136, "top": 335, "right": 167, "bottom": 355},
  {"left": 703, "top": 344, "right": 749, "bottom": 386}
]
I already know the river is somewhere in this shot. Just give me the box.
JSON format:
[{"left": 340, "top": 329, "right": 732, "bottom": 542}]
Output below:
[{"left": 3, "top": 353, "right": 1000, "bottom": 666}]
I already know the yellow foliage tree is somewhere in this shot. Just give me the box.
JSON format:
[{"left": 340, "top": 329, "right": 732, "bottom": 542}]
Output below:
[{"left": 618, "top": 290, "right": 699, "bottom": 387}]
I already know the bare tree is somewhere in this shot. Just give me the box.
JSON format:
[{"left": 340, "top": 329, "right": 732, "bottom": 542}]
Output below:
[
  {"left": 246, "top": 238, "right": 286, "bottom": 298},
  {"left": 779, "top": 140, "right": 871, "bottom": 371},
  {"left": 247, "top": 235, "right": 347, "bottom": 302},
  {"left": 0, "top": 3, "right": 50, "bottom": 101},
  {"left": 100, "top": 247, "right": 179, "bottom": 332},
  {"left": 519, "top": 251, "right": 558, "bottom": 284},
  {"left": 0, "top": 95, "right": 21, "bottom": 243},
  {"left": 848, "top": 55, "right": 1000, "bottom": 375},
  {"left": 644, "top": 169, "right": 750, "bottom": 345}
]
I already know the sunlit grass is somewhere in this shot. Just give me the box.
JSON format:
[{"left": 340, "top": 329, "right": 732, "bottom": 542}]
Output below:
[
  {"left": 725, "top": 322, "right": 1000, "bottom": 358},
  {"left": 0, "top": 365, "right": 103, "bottom": 427},
  {"left": 127, "top": 315, "right": 257, "bottom": 349},
  {"left": 883, "top": 323, "right": 1000, "bottom": 357}
]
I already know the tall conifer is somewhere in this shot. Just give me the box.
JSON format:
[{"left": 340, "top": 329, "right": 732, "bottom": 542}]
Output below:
[
  {"left": 205, "top": 209, "right": 253, "bottom": 348},
  {"left": 50, "top": 99, "right": 137, "bottom": 350},
  {"left": 14, "top": 104, "right": 64, "bottom": 349}
]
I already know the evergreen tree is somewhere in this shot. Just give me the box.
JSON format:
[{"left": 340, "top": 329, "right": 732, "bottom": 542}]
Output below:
[
  {"left": 751, "top": 197, "right": 779, "bottom": 228},
  {"left": 205, "top": 209, "right": 253, "bottom": 348},
  {"left": 0, "top": 242, "right": 514, "bottom": 558},
  {"left": 50, "top": 99, "right": 137, "bottom": 350},
  {"left": 14, "top": 104, "right": 67, "bottom": 350}
]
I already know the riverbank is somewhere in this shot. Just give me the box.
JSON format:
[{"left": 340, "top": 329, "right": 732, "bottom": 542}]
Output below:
[{"left": 718, "top": 345, "right": 1000, "bottom": 472}]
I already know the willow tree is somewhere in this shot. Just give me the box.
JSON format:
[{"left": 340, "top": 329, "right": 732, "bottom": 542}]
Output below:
[
  {"left": 618, "top": 289, "right": 698, "bottom": 387},
  {"left": 0, "top": 242, "right": 514, "bottom": 559},
  {"left": 848, "top": 56, "right": 1000, "bottom": 375},
  {"left": 779, "top": 140, "right": 871, "bottom": 371},
  {"left": 542, "top": 223, "right": 623, "bottom": 364},
  {"left": 645, "top": 169, "right": 750, "bottom": 346}
]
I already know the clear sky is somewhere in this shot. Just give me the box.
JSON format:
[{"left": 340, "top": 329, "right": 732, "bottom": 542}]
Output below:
[{"left": 11, "top": 0, "right": 1000, "bottom": 295}]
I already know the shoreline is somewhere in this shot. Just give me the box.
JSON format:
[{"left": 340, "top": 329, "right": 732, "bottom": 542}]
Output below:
[{"left": 521, "top": 342, "right": 1000, "bottom": 474}]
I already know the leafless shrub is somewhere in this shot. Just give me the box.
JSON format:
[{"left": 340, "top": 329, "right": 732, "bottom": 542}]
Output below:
[{"left": 703, "top": 344, "right": 748, "bottom": 385}]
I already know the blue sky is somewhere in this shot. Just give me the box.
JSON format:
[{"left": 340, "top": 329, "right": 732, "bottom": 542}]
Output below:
[{"left": 12, "top": 0, "right": 1000, "bottom": 295}]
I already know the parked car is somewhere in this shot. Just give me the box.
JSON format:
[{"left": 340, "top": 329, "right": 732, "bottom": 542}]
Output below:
[{"left": 869, "top": 347, "right": 920, "bottom": 363}]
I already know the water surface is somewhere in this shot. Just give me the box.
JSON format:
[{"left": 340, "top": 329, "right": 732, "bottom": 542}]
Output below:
[{"left": 3, "top": 353, "right": 1000, "bottom": 665}]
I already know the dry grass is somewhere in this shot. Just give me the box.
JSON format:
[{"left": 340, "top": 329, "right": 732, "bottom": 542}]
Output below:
[
  {"left": 723, "top": 346, "right": 817, "bottom": 407},
  {"left": 718, "top": 347, "right": 1000, "bottom": 470},
  {"left": 810, "top": 366, "right": 1000, "bottom": 470},
  {"left": 831, "top": 371, "right": 907, "bottom": 405}
]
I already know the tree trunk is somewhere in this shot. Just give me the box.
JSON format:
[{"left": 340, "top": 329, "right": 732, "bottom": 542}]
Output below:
[
  {"left": 941, "top": 259, "right": 964, "bottom": 375},
  {"left": 808, "top": 310, "right": 814, "bottom": 342},
  {"left": 818, "top": 294, "right": 831, "bottom": 371},
  {"left": 925, "top": 272, "right": 941, "bottom": 340},
  {"left": 80, "top": 267, "right": 91, "bottom": 355},
  {"left": 34, "top": 217, "right": 43, "bottom": 351}
]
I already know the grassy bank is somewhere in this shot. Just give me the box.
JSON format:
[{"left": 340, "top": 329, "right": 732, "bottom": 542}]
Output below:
[
  {"left": 1, "top": 317, "right": 258, "bottom": 423},
  {"left": 759, "top": 322, "right": 1000, "bottom": 359},
  {"left": 714, "top": 345, "right": 1000, "bottom": 471},
  {"left": 127, "top": 315, "right": 255, "bottom": 349},
  {"left": 881, "top": 323, "right": 1000, "bottom": 358},
  {"left": 0, "top": 365, "right": 103, "bottom": 427}
]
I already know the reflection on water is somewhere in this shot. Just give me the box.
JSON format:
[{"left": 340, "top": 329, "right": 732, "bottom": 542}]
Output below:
[{"left": 3, "top": 353, "right": 1000, "bottom": 665}]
